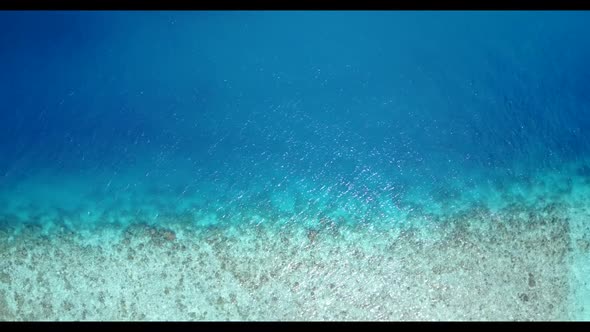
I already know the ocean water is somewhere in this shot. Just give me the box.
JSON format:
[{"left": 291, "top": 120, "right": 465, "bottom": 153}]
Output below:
[{"left": 1, "top": 11, "right": 590, "bottom": 320}]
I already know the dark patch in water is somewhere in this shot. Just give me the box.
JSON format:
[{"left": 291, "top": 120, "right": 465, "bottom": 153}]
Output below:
[
  {"left": 307, "top": 228, "right": 319, "bottom": 243},
  {"left": 528, "top": 272, "right": 536, "bottom": 288}
]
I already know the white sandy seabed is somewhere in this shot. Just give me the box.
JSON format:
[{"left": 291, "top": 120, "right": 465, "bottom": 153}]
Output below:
[
  {"left": 0, "top": 203, "right": 588, "bottom": 321},
  {"left": 0, "top": 162, "right": 590, "bottom": 321}
]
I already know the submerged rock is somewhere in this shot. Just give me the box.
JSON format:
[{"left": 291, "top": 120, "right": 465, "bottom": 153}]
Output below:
[
  {"left": 307, "top": 228, "right": 319, "bottom": 243},
  {"left": 528, "top": 272, "right": 536, "bottom": 288}
]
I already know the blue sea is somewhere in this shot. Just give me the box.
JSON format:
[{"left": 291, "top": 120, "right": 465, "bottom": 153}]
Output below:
[{"left": 1, "top": 11, "right": 590, "bottom": 320}]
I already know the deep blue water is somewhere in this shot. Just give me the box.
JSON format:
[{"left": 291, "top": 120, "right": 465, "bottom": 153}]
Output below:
[{"left": 1, "top": 11, "right": 590, "bottom": 230}]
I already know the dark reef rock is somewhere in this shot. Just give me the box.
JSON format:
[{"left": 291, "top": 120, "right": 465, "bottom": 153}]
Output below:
[
  {"left": 576, "top": 239, "right": 590, "bottom": 252},
  {"left": 162, "top": 230, "right": 176, "bottom": 242},
  {"left": 307, "top": 228, "right": 319, "bottom": 243},
  {"left": 528, "top": 272, "right": 536, "bottom": 288}
]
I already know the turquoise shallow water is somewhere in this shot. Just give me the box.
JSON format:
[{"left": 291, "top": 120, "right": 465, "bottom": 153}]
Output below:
[
  {"left": 1, "top": 154, "right": 589, "bottom": 320},
  {"left": 1, "top": 11, "right": 590, "bottom": 320}
]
